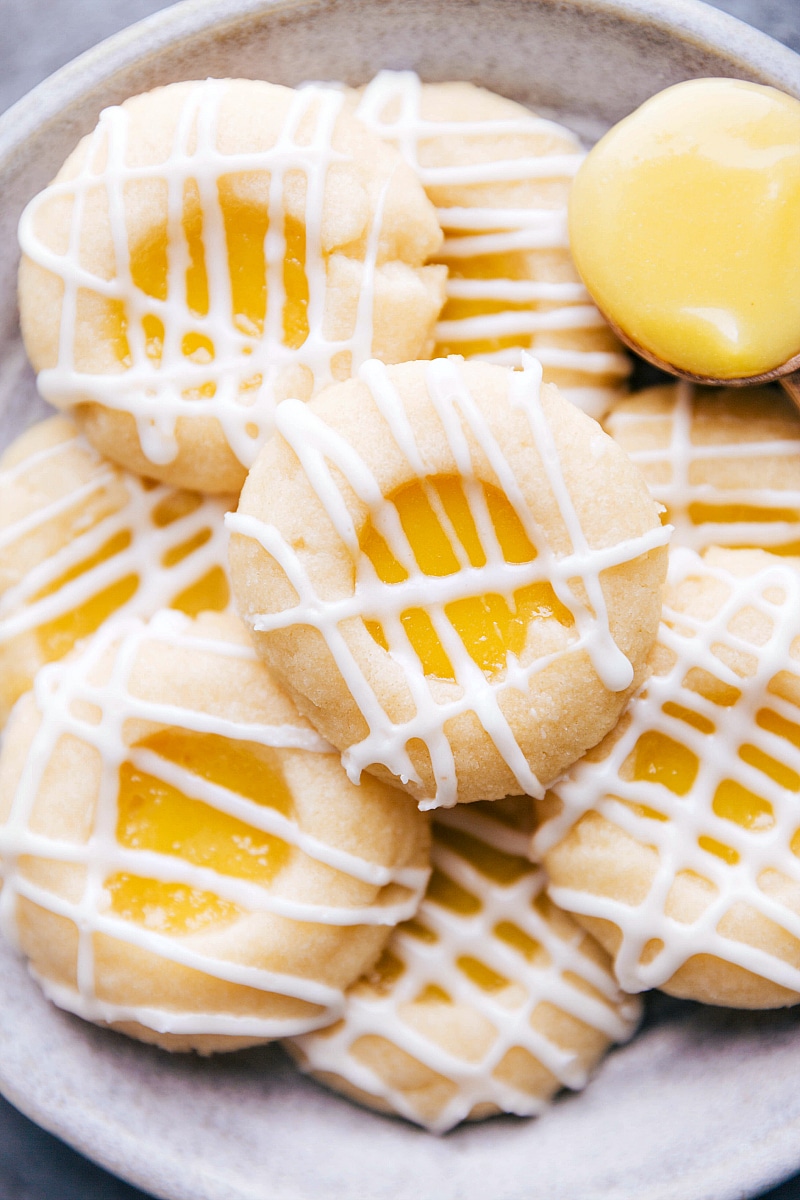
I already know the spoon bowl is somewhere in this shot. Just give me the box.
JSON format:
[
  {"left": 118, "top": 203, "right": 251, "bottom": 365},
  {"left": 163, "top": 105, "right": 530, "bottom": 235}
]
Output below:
[
  {"left": 602, "top": 312, "right": 800, "bottom": 407},
  {"left": 566, "top": 76, "right": 800, "bottom": 408}
]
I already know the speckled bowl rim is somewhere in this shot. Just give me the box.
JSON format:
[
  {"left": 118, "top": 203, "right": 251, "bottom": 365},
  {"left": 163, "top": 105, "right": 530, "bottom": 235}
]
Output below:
[{"left": 2, "top": 2, "right": 800, "bottom": 1199}]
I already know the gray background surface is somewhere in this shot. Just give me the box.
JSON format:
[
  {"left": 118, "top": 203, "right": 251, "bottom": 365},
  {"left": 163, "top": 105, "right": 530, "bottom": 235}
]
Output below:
[{"left": 1, "top": 0, "right": 800, "bottom": 1197}]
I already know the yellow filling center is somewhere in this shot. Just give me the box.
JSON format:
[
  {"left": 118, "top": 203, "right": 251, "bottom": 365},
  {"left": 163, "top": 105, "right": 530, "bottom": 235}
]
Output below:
[
  {"left": 679, "top": 501, "right": 800, "bottom": 558},
  {"left": 107, "top": 729, "right": 293, "bottom": 935},
  {"left": 34, "top": 531, "right": 139, "bottom": 662},
  {"left": 112, "top": 176, "right": 311, "bottom": 372},
  {"left": 435, "top": 253, "right": 539, "bottom": 360},
  {"left": 628, "top": 717, "right": 783, "bottom": 867},
  {"left": 569, "top": 79, "right": 800, "bottom": 379},
  {"left": 33, "top": 488, "right": 229, "bottom": 664},
  {"left": 360, "top": 475, "right": 572, "bottom": 680},
  {"left": 376, "top": 821, "right": 539, "bottom": 1004}
]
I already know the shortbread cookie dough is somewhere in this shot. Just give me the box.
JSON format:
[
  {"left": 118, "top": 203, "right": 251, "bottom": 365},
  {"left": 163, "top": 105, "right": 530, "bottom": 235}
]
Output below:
[
  {"left": 354, "top": 72, "right": 630, "bottom": 419},
  {"left": 228, "top": 355, "right": 669, "bottom": 808},
  {"left": 288, "top": 796, "right": 640, "bottom": 1131},
  {"left": 533, "top": 547, "right": 800, "bottom": 1008},
  {"left": 0, "top": 610, "right": 430, "bottom": 1052},
  {"left": 605, "top": 382, "right": 800, "bottom": 556},
  {"left": 18, "top": 79, "right": 446, "bottom": 494},
  {"left": 0, "top": 414, "right": 233, "bottom": 727}
]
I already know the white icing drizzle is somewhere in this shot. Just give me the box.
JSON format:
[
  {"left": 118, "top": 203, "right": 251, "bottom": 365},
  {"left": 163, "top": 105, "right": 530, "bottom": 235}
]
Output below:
[
  {"left": 0, "top": 424, "right": 231, "bottom": 690},
  {"left": 355, "top": 71, "right": 630, "bottom": 417},
  {"left": 605, "top": 381, "right": 800, "bottom": 553},
  {"left": 227, "top": 355, "right": 670, "bottom": 808},
  {"left": 0, "top": 610, "right": 429, "bottom": 1039},
  {"left": 18, "top": 81, "right": 394, "bottom": 470},
  {"left": 290, "top": 798, "right": 640, "bottom": 1132},
  {"left": 532, "top": 547, "right": 800, "bottom": 996}
]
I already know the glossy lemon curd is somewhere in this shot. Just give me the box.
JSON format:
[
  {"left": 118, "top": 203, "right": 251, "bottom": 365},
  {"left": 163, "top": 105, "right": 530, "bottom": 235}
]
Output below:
[
  {"left": 422, "top": 821, "right": 535, "bottom": 923},
  {"left": 379, "top": 826, "right": 539, "bottom": 1004},
  {"left": 110, "top": 177, "right": 311, "bottom": 372},
  {"left": 34, "top": 530, "right": 138, "bottom": 662},
  {"left": 360, "top": 475, "right": 573, "bottom": 680},
  {"left": 434, "top": 251, "right": 540, "bottom": 360},
  {"left": 109, "top": 730, "right": 294, "bottom": 935},
  {"left": 434, "top": 823, "right": 534, "bottom": 887},
  {"left": 33, "top": 488, "right": 228, "bottom": 664},
  {"left": 569, "top": 79, "right": 800, "bottom": 379},
  {"left": 628, "top": 720, "right": 781, "bottom": 867},
  {"left": 685, "top": 502, "right": 800, "bottom": 557}
]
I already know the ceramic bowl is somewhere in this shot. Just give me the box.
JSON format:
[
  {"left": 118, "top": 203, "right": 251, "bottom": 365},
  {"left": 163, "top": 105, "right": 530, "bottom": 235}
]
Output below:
[{"left": 2, "top": 2, "right": 800, "bottom": 1198}]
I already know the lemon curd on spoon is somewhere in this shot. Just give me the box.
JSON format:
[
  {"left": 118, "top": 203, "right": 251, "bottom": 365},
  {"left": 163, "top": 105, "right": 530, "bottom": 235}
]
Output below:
[{"left": 569, "top": 79, "right": 800, "bottom": 382}]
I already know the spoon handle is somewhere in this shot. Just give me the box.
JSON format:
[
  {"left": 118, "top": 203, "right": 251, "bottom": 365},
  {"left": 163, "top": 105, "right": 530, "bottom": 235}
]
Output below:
[{"left": 780, "top": 370, "right": 800, "bottom": 412}]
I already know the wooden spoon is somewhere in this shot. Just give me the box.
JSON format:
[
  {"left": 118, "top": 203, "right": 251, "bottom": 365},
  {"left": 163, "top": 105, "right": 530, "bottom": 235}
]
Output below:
[{"left": 600, "top": 313, "right": 800, "bottom": 409}]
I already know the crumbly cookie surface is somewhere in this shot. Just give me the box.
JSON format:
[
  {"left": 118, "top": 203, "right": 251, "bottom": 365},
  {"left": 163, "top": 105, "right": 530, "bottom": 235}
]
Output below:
[
  {"left": 534, "top": 547, "right": 800, "bottom": 1008},
  {"left": 288, "top": 796, "right": 639, "bottom": 1131},
  {"left": 0, "top": 414, "right": 232, "bottom": 727},
  {"left": 229, "top": 356, "right": 669, "bottom": 807},
  {"left": 0, "top": 610, "right": 430, "bottom": 1052},
  {"left": 354, "top": 72, "right": 630, "bottom": 419},
  {"left": 18, "top": 79, "right": 446, "bottom": 493},
  {"left": 605, "top": 382, "right": 800, "bottom": 555}
]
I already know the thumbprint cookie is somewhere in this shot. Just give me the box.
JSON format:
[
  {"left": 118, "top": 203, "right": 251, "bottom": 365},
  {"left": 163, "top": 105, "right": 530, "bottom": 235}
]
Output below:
[
  {"left": 0, "top": 610, "right": 430, "bottom": 1052},
  {"left": 288, "top": 796, "right": 639, "bottom": 1131},
  {"left": 534, "top": 547, "right": 800, "bottom": 1008},
  {"left": 354, "top": 71, "right": 630, "bottom": 419},
  {"left": 18, "top": 79, "right": 446, "bottom": 493},
  {"left": 0, "top": 414, "right": 232, "bottom": 727},
  {"left": 228, "top": 355, "right": 669, "bottom": 807},
  {"left": 605, "top": 382, "right": 800, "bottom": 556}
]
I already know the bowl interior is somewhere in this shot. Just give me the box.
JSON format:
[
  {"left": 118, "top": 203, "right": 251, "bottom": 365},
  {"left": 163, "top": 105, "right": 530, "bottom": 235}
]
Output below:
[{"left": 2, "top": 3, "right": 800, "bottom": 1199}]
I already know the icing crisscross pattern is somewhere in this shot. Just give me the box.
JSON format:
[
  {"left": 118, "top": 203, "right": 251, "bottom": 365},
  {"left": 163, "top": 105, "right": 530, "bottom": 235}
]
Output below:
[
  {"left": 533, "top": 548, "right": 800, "bottom": 996},
  {"left": 356, "top": 70, "right": 630, "bottom": 417},
  {"left": 0, "top": 611, "right": 430, "bottom": 1039},
  {"left": 605, "top": 381, "right": 800, "bottom": 554},
  {"left": 228, "top": 355, "right": 670, "bottom": 808},
  {"left": 291, "top": 798, "right": 640, "bottom": 1132},
  {"left": 0, "top": 422, "right": 231, "bottom": 716},
  {"left": 19, "top": 81, "right": 393, "bottom": 470}
]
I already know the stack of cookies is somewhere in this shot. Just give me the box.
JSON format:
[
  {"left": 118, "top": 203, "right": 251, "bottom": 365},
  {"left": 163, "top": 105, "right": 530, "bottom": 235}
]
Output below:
[{"left": 2, "top": 72, "right": 797, "bottom": 1134}]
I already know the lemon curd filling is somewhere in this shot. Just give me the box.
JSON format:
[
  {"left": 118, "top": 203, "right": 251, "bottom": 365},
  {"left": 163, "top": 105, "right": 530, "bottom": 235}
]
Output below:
[
  {"left": 108, "top": 730, "right": 294, "bottom": 934},
  {"left": 36, "top": 572, "right": 140, "bottom": 664},
  {"left": 360, "top": 475, "right": 573, "bottom": 680},
  {"left": 423, "top": 823, "right": 534, "bottom": 920},
  {"left": 376, "top": 819, "right": 537, "bottom": 1004},
  {"left": 434, "top": 252, "right": 540, "bottom": 360},
  {"left": 108, "top": 176, "right": 311, "bottom": 374},
  {"left": 35, "top": 556, "right": 228, "bottom": 661},
  {"left": 32, "top": 487, "right": 229, "bottom": 663},
  {"left": 627, "top": 718, "right": 782, "bottom": 866},
  {"left": 682, "top": 503, "right": 800, "bottom": 557},
  {"left": 106, "top": 875, "right": 242, "bottom": 936},
  {"left": 569, "top": 79, "right": 800, "bottom": 379}
]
